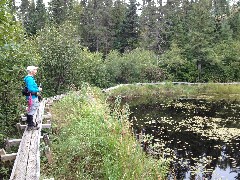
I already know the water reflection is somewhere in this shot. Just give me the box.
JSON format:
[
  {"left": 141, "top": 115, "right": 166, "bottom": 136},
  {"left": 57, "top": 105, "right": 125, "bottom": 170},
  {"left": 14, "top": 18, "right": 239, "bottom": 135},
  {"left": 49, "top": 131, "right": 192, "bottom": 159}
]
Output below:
[{"left": 130, "top": 99, "right": 240, "bottom": 179}]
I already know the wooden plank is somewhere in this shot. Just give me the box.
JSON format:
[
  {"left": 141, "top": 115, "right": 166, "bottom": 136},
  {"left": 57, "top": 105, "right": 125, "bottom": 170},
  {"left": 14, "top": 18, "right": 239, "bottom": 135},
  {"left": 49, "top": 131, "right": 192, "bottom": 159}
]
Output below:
[
  {"left": 10, "top": 105, "right": 39, "bottom": 180},
  {"left": 26, "top": 99, "right": 45, "bottom": 180},
  {"left": 16, "top": 123, "right": 26, "bottom": 131},
  {"left": 36, "top": 99, "right": 45, "bottom": 179},
  {"left": 10, "top": 130, "right": 33, "bottom": 180},
  {"left": 45, "top": 147, "right": 53, "bottom": 164},
  {"left": 25, "top": 129, "right": 39, "bottom": 180},
  {"left": 5, "top": 139, "right": 22, "bottom": 151},
  {"left": 1, "top": 153, "right": 17, "bottom": 162},
  {"left": 21, "top": 114, "right": 27, "bottom": 121},
  {"left": 0, "top": 149, "right": 6, "bottom": 156},
  {"left": 42, "top": 124, "right": 51, "bottom": 129},
  {"left": 10, "top": 98, "right": 52, "bottom": 179},
  {"left": 103, "top": 82, "right": 240, "bottom": 92},
  {"left": 16, "top": 123, "right": 51, "bottom": 130},
  {"left": 43, "top": 134, "right": 50, "bottom": 146},
  {"left": 43, "top": 113, "right": 52, "bottom": 120}
]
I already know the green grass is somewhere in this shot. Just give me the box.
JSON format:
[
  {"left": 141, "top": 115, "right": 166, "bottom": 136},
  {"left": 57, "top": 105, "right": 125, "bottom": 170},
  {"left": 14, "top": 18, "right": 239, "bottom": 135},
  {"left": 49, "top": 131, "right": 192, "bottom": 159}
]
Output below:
[
  {"left": 41, "top": 86, "right": 168, "bottom": 180},
  {"left": 107, "top": 83, "right": 240, "bottom": 106}
]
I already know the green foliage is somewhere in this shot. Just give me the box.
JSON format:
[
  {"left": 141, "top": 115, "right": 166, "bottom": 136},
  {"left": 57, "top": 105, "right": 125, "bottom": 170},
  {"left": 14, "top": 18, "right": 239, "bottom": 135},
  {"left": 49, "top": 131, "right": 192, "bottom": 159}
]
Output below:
[
  {"left": 35, "top": 22, "right": 109, "bottom": 96},
  {"left": 48, "top": 0, "right": 68, "bottom": 25},
  {"left": 139, "top": 1, "right": 166, "bottom": 53},
  {"left": 0, "top": 5, "right": 41, "bottom": 180},
  {"left": 0, "top": 0, "right": 40, "bottom": 142},
  {"left": 18, "top": 0, "right": 47, "bottom": 36},
  {"left": 74, "top": 48, "right": 109, "bottom": 88},
  {"left": 158, "top": 42, "right": 197, "bottom": 82},
  {"left": 208, "top": 40, "right": 240, "bottom": 82},
  {"left": 229, "top": 7, "right": 240, "bottom": 40},
  {"left": 105, "top": 48, "right": 164, "bottom": 84},
  {"left": 115, "top": 0, "right": 139, "bottom": 53},
  {"left": 35, "top": 22, "right": 82, "bottom": 95},
  {"left": 41, "top": 85, "right": 168, "bottom": 179},
  {"left": 35, "top": 0, "right": 47, "bottom": 32},
  {"left": 12, "top": 0, "right": 240, "bottom": 82}
]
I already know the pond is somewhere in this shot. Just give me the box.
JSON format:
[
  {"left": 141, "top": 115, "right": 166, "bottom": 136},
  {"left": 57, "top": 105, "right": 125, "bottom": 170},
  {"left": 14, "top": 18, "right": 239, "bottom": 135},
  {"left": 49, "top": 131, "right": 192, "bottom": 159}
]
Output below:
[{"left": 129, "top": 98, "right": 240, "bottom": 179}]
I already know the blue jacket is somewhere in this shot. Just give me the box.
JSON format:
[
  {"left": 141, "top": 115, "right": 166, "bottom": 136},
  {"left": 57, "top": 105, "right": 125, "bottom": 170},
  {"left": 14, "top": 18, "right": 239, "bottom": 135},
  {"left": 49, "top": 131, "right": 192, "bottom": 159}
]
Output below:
[{"left": 24, "top": 75, "right": 40, "bottom": 99}]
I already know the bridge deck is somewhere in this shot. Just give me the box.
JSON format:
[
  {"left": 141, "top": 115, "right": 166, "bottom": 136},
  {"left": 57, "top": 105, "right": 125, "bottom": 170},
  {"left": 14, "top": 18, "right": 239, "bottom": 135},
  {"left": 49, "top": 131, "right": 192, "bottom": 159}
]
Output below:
[{"left": 10, "top": 100, "right": 45, "bottom": 180}]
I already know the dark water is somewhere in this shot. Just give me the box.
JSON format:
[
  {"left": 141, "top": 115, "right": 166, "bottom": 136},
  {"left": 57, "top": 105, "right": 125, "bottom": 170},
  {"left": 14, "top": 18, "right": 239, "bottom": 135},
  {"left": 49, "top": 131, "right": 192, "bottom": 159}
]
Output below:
[{"left": 130, "top": 99, "right": 240, "bottom": 180}]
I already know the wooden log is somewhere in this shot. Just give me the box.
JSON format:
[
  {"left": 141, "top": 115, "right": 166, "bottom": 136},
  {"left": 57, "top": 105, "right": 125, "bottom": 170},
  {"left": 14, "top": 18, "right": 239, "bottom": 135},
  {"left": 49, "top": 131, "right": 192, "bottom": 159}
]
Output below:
[
  {"left": 44, "top": 105, "right": 50, "bottom": 112},
  {"left": 103, "top": 82, "right": 240, "bottom": 92},
  {"left": 45, "top": 147, "right": 53, "bottom": 164},
  {"left": 16, "top": 123, "right": 26, "bottom": 131},
  {"left": 43, "top": 134, "right": 50, "bottom": 146},
  {"left": 16, "top": 123, "right": 51, "bottom": 130},
  {"left": 1, "top": 153, "right": 17, "bottom": 162},
  {"left": 21, "top": 114, "right": 27, "bottom": 121},
  {"left": 45, "top": 103, "right": 53, "bottom": 107},
  {"left": 43, "top": 113, "right": 52, "bottom": 120},
  {"left": 42, "top": 124, "right": 51, "bottom": 129},
  {"left": 5, "top": 139, "right": 22, "bottom": 150},
  {"left": 25, "top": 99, "right": 45, "bottom": 180},
  {"left": 16, "top": 123, "right": 27, "bottom": 130},
  {"left": 0, "top": 149, "right": 6, "bottom": 156},
  {"left": 10, "top": 130, "right": 33, "bottom": 180},
  {"left": 6, "top": 137, "right": 43, "bottom": 149}
]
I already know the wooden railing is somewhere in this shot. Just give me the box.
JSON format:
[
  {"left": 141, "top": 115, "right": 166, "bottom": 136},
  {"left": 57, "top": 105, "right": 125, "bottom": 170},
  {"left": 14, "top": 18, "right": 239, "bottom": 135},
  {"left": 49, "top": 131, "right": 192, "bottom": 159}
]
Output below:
[{"left": 0, "top": 95, "right": 65, "bottom": 180}]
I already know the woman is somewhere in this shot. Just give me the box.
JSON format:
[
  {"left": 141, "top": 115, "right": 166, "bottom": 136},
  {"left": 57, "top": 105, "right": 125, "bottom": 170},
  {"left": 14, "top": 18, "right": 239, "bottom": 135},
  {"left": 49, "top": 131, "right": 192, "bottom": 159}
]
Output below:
[{"left": 24, "top": 66, "right": 42, "bottom": 130}]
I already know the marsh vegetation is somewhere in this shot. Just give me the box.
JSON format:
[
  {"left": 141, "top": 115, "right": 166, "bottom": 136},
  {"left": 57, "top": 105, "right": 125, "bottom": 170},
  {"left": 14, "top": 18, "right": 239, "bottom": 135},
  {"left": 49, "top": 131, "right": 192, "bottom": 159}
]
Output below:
[{"left": 108, "top": 84, "right": 240, "bottom": 179}]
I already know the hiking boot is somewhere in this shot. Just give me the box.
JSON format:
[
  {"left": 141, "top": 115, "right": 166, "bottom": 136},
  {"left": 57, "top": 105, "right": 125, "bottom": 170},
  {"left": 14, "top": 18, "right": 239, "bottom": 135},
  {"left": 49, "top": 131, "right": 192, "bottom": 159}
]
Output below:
[
  {"left": 34, "top": 122, "right": 38, "bottom": 127},
  {"left": 31, "top": 126, "right": 39, "bottom": 130},
  {"left": 27, "top": 126, "right": 33, "bottom": 131},
  {"left": 27, "top": 126, "right": 39, "bottom": 131},
  {"left": 27, "top": 115, "right": 34, "bottom": 127}
]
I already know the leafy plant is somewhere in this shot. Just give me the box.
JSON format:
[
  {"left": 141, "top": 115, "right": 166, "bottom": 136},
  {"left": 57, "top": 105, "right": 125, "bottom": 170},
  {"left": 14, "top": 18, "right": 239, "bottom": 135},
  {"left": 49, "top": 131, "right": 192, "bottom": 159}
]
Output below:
[{"left": 41, "top": 85, "right": 169, "bottom": 179}]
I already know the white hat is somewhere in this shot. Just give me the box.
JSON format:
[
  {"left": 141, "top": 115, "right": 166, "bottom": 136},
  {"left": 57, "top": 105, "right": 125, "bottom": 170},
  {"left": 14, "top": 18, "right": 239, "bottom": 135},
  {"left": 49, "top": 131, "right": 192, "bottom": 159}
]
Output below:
[{"left": 26, "top": 66, "right": 38, "bottom": 72}]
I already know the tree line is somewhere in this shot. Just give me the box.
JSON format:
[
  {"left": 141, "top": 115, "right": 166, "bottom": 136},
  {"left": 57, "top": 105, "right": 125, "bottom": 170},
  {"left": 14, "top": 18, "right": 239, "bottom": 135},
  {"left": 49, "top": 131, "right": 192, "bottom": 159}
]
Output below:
[
  {"left": 16, "top": 0, "right": 240, "bottom": 82},
  {"left": 1, "top": 0, "right": 240, "bottom": 165}
]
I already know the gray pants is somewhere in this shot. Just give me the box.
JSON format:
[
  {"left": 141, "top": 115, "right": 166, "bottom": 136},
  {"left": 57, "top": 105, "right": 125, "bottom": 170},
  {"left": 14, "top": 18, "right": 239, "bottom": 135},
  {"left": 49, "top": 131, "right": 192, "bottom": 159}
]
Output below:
[{"left": 27, "top": 98, "right": 39, "bottom": 115}]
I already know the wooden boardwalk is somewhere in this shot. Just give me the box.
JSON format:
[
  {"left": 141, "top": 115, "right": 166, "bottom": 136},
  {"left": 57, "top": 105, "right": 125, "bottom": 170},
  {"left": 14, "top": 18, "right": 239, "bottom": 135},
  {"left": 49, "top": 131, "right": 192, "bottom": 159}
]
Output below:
[
  {"left": 103, "top": 82, "right": 240, "bottom": 92},
  {"left": 0, "top": 94, "right": 65, "bottom": 180},
  {"left": 9, "top": 99, "right": 45, "bottom": 180}
]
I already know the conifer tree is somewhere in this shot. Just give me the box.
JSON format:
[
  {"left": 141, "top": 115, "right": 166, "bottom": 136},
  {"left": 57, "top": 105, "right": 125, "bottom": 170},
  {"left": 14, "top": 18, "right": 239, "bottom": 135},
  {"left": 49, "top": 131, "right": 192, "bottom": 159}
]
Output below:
[
  {"left": 48, "top": 0, "right": 68, "bottom": 24},
  {"left": 35, "top": 0, "right": 47, "bottom": 31},
  {"left": 112, "top": 0, "right": 127, "bottom": 51},
  {"left": 79, "top": 0, "right": 115, "bottom": 53},
  {"left": 139, "top": 1, "right": 158, "bottom": 51},
  {"left": 20, "top": 0, "right": 29, "bottom": 16},
  {"left": 19, "top": 0, "right": 30, "bottom": 30},
  {"left": 25, "top": 0, "right": 37, "bottom": 35},
  {"left": 116, "top": 0, "right": 139, "bottom": 53},
  {"left": 229, "top": 5, "right": 240, "bottom": 40}
]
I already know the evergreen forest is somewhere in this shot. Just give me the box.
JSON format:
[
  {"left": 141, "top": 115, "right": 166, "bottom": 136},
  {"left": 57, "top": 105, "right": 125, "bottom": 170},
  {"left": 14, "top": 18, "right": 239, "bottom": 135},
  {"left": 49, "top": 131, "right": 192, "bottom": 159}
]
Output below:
[{"left": 1, "top": 0, "right": 240, "bottom": 176}]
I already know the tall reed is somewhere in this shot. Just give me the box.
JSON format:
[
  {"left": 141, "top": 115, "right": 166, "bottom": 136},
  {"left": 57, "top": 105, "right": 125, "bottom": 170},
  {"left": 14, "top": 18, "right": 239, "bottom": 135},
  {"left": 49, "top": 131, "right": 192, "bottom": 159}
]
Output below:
[{"left": 41, "top": 85, "right": 168, "bottom": 179}]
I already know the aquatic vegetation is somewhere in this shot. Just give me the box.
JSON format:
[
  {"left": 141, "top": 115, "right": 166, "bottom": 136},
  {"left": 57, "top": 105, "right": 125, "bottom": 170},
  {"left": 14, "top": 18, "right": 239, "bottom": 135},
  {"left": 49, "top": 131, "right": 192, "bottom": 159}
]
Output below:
[{"left": 130, "top": 98, "right": 240, "bottom": 179}]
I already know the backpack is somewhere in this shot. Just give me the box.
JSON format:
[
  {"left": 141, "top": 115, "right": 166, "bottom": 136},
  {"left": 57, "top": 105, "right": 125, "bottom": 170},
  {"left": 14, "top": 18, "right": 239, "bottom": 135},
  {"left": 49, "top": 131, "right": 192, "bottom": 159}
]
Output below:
[{"left": 22, "top": 86, "right": 30, "bottom": 96}]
